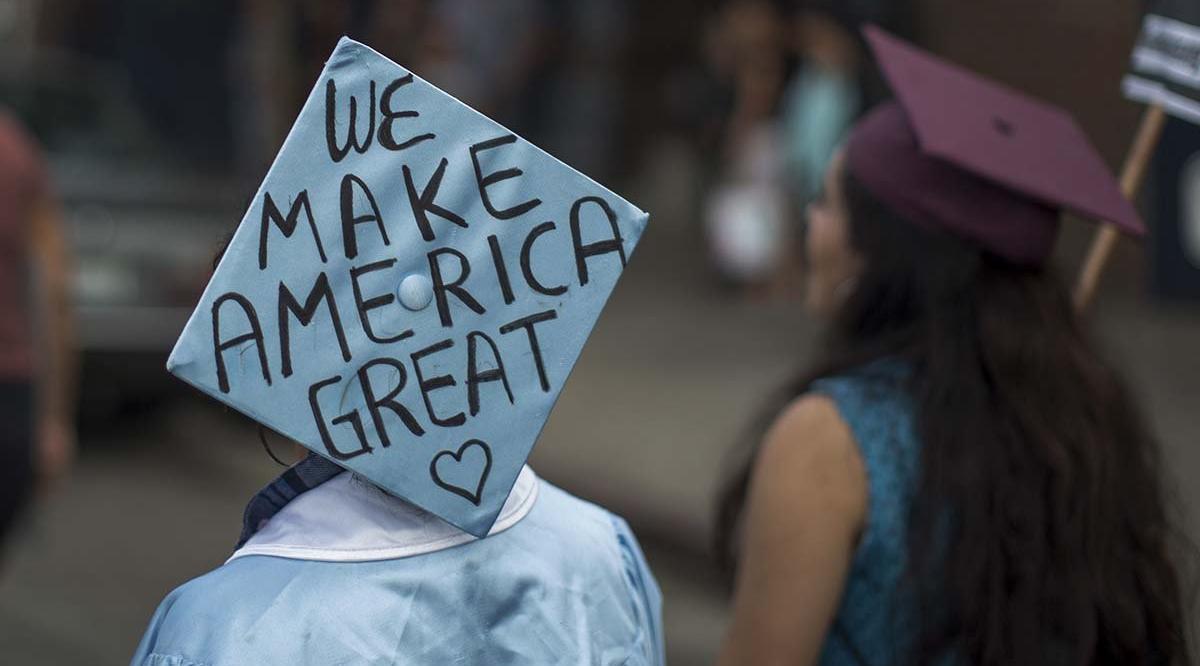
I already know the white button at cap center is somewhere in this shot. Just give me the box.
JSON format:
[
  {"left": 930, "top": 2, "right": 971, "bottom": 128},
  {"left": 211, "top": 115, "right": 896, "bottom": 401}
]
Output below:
[{"left": 398, "top": 274, "right": 434, "bottom": 311}]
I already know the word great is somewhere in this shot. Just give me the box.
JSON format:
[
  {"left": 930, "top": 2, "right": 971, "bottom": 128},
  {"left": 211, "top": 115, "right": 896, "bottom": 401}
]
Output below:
[{"left": 307, "top": 310, "right": 555, "bottom": 461}]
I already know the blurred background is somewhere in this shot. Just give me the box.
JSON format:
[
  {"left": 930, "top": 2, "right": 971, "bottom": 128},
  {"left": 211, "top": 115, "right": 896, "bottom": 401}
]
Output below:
[{"left": 1, "top": 0, "right": 1198, "bottom": 664}]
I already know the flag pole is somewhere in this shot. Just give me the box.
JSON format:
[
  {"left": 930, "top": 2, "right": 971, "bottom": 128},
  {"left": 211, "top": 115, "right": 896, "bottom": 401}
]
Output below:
[{"left": 1074, "top": 104, "right": 1166, "bottom": 311}]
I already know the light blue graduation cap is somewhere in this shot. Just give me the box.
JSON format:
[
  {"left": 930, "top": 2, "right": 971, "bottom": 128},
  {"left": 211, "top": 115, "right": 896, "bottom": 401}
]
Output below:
[{"left": 167, "top": 38, "right": 648, "bottom": 537}]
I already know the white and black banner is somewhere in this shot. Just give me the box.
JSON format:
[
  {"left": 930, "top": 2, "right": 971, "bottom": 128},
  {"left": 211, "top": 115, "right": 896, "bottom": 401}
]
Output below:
[{"left": 1123, "top": 0, "right": 1200, "bottom": 125}]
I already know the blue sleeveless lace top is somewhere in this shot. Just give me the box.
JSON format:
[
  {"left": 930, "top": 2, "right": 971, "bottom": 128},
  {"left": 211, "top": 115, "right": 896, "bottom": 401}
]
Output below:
[{"left": 812, "top": 360, "right": 922, "bottom": 665}]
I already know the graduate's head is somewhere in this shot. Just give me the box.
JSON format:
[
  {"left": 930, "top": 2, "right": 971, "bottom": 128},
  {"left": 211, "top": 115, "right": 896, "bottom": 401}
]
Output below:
[
  {"left": 802, "top": 130, "right": 1029, "bottom": 324},
  {"left": 181, "top": 38, "right": 651, "bottom": 539},
  {"left": 803, "top": 98, "right": 1067, "bottom": 336},
  {"left": 801, "top": 21, "right": 1146, "bottom": 321}
]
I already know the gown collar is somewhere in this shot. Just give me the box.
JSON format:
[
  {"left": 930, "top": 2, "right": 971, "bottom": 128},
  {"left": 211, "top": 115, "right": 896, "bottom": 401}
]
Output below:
[{"left": 229, "top": 465, "right": 539, "bottom": 563}]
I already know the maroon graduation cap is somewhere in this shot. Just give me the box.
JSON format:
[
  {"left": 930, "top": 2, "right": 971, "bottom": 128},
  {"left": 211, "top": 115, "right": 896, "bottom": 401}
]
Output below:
[{"left": 846, "top": 26, "right": 1143, "bottom": 265}]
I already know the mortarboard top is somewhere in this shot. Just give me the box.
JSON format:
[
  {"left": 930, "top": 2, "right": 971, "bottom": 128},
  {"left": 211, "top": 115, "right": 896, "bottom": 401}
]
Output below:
[
  {"left": 845, "top": 26, "right": 1142, "bottom": 265},
  {"left": 166, "top": 38, "right": 648, "bottom": 537}
]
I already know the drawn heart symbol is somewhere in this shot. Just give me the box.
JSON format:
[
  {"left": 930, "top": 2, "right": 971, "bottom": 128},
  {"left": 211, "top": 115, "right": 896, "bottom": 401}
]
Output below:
[{"left": 430, "top": 439, "right": 493, "bottom": 506}]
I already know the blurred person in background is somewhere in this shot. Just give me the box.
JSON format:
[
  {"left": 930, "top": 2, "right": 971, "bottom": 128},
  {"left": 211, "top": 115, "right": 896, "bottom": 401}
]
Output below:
[
  {"left": 779, "top": 9, "right": 861, "bottom": 205},
  {"left": 533, "top": 0, "right": 630, "bottom": 181},
  {"left": 230, "top": 0, "right": 574, "bottom": 191},
  {"left": 0, "top": 107, "right": 76, "bottom": 552},
  {"left": 714, "top": 31, "right": 1190, "bottom": 666},
  {"left": 780, "top": 0, "right": 911, "bottom": 204},
  {"left": 701, "top": 0, "right": 791, "bottom": 294},
  {"left": 702, "top": 0, "right": 910, "bottom": 297}
]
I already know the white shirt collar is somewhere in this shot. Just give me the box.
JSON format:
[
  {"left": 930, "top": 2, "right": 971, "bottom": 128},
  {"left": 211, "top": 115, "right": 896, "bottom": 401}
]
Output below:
[{"left": 228, "top": 465, "right": 539, "bottom": 563}]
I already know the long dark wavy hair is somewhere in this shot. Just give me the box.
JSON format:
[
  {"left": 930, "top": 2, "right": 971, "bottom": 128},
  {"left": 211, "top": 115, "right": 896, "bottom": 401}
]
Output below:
[{"left": 715, "top": 170, "right": 1192, "bottom": 664}]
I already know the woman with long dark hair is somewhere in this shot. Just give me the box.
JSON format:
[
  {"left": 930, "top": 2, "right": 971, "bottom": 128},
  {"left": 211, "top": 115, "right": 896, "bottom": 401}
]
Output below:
[{"left": 715, "top": 28, "right": 1191, "bottom": 665}]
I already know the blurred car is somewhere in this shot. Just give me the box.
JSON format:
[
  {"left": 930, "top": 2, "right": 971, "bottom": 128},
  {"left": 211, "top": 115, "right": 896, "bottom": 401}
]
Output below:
[
  {"left": 2, "top": 50, "right": 243, "bottom": 422},
  {"left": 58, "top": 154, "right": 240, "bottom": 420}
]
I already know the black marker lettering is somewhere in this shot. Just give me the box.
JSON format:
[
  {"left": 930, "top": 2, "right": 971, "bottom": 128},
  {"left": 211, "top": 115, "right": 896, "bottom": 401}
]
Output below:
[
  {"left": 325, "top": 78, "right": 375, "bottom": 163},
  {"left": 278, "top": 272, "right": 352, "bottom": 378},
  {"left": 520, "top": 221, "right": 567, "bottom": 296},
  {"left": 379, "top": 74, "right": 436, "bottom": 151},
  {"left": 404, "top": 158, "right": 467, "bottom": 242},
  {"left": 469, "top": 134, "right": 542, "bottom": 220},
  {"left": 309, "top": 375, "right": 373, "bottom": 461},
  {"left": 569, "top": 196, "right": 626, "bottom": 286},
  {"left": 487, "top": 234, "right": 515, "bottom": 305},
  {"left": 499, "top": 309, "right": 557, "bottom": 392},
  {"left": 428, "top": 247, "right": 486, "bottom": 328},
  {"left": 340, "top": 173, "right": 388, "bottom": 260},
  {"left": 466, "top": 331, "right": 514, "bottom": 417},
  {"left": 212, "top": 292, "right": 271, "bottom": 394},
  {"left": 410, "top": 339, "right": 466, "bottom": 428},
  {"left": 259, "top": 190, "right": 327, "bottom": 271},
  {"left": 357, "top": 357, "right": 424, "bottom": 446},
  {"left": 350, "top": 259, "right": 412, "bottom": 344}
]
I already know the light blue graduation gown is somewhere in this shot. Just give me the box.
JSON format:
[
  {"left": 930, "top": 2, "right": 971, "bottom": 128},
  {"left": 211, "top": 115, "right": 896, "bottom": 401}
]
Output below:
[{"left": 132, "top": 468, "right": 663, "bottom": 665}]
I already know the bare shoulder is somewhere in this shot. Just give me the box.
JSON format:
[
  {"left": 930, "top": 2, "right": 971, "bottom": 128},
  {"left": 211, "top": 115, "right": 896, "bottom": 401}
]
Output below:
[
  {"left": 760, "top": 394, "right": 861, "bottom": 474},
  {"left": 717, "top": 394, "right": 870, "bottom": 664},
  {"left": 768, "top": 394, "right": 852, "bottom": 444},
  {"left": 752, "top": 394, "right": 867, "bottom": 527}
]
